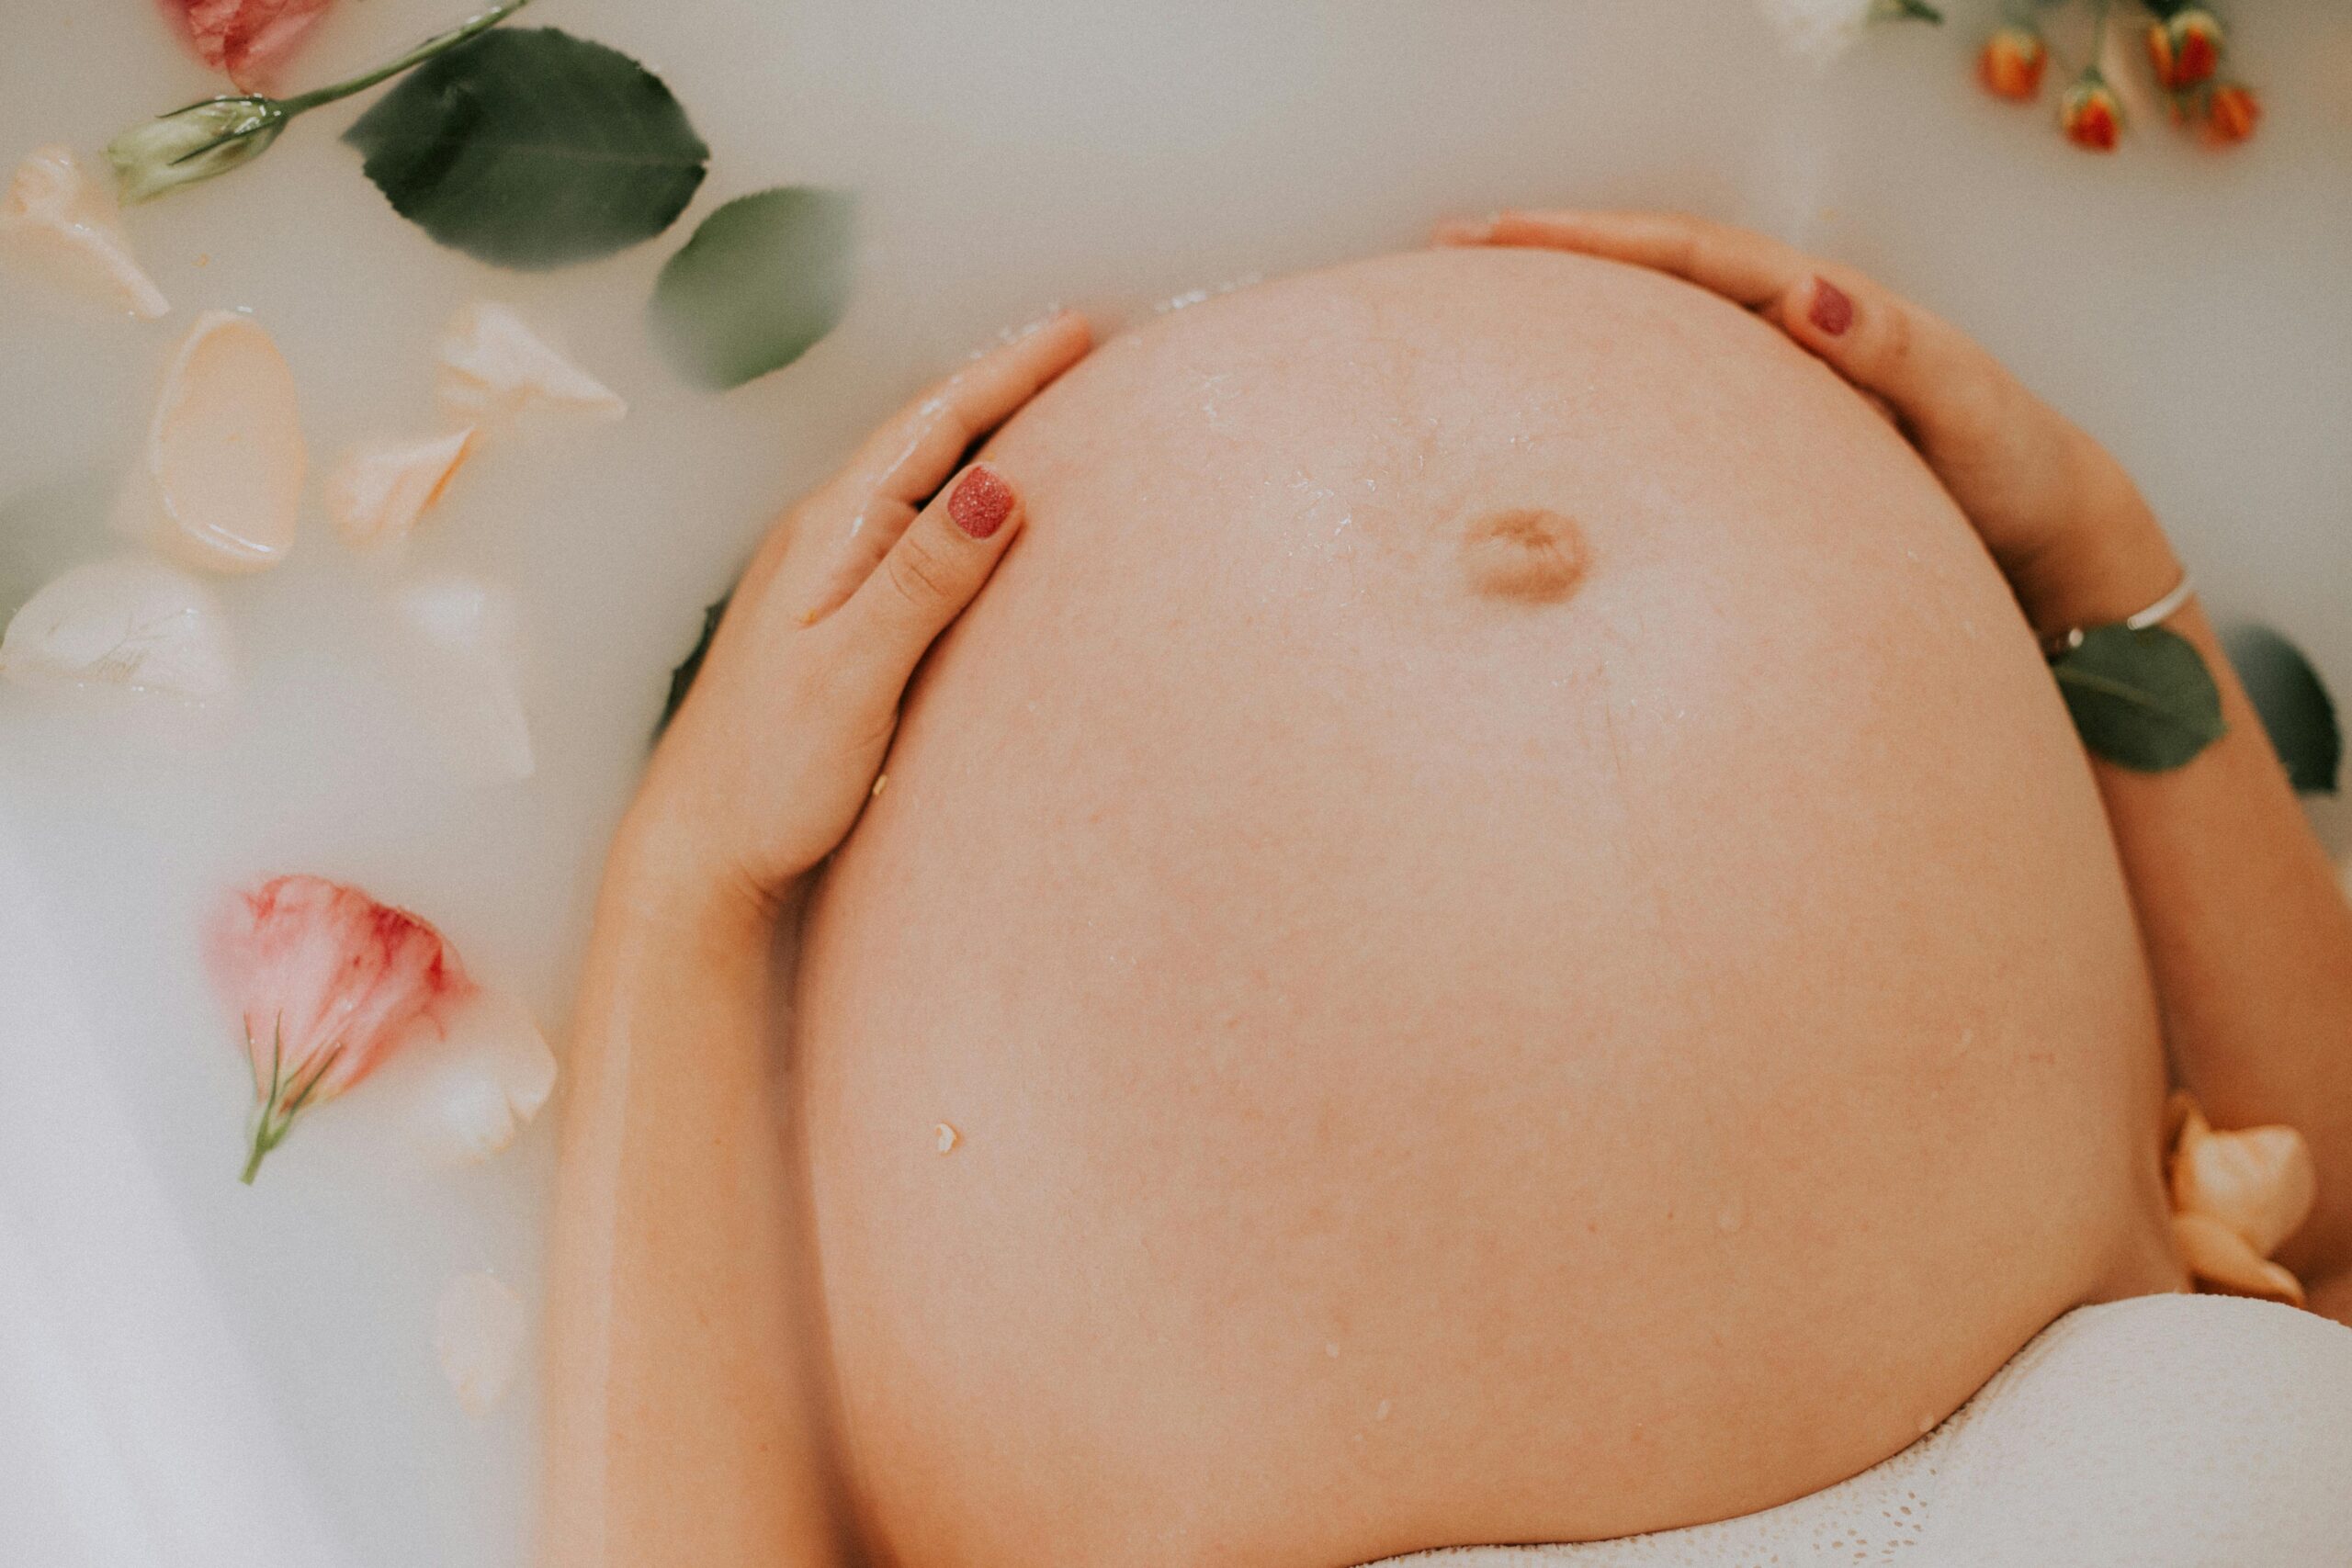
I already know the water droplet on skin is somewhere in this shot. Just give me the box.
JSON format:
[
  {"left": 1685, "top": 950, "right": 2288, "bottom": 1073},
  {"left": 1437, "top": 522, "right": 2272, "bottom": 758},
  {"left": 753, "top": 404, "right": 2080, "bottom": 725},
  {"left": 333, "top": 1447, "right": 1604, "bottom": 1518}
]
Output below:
[
  {"left": 1716, "top": 1198, "right": 1747, "bottom": 1234},
  {"left": 1375, "top": 1399, "right": 1392, "bottom": 1420},
  {"left": 1325, "top": 1341, "right": 1340, "bottom": 1359}
]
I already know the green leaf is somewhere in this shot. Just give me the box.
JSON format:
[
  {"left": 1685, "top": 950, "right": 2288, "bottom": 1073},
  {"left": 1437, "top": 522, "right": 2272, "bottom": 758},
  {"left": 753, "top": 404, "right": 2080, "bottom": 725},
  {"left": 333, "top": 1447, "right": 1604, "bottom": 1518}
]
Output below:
[
  {"left": 343, "top": 28, "right": 708, "bottom": 270},
  {"left": 650, "top": 188, "right": 856, "bottom": 389},
  {"left": 2222, "top": 624, "right": 2341, "bottom": 795},
  {"left": 2052, "top": 624, "right": 2227, "bottom": 773},
  {"left": 657, "top": 594, "right": 729, "bottom": 739}
]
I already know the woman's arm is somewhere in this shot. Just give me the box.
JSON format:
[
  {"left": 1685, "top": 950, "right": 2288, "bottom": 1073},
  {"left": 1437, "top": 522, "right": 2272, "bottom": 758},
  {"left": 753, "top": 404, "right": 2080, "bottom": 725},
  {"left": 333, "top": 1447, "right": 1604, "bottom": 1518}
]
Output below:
[
  {"left": 538, "top": 312, "right": 1093, "bottom": 1567},
  {"left": 1442, "top": 210, "right": 2352, "bottom": 1314}
]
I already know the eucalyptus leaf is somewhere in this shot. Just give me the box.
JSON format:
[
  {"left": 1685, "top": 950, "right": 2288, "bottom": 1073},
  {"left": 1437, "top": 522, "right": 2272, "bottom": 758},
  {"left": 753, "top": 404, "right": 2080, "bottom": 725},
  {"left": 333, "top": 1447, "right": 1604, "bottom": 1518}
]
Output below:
[
  {"left": 343, "top": 28, "right": 708, "bottom": 270},
  {"left": 2052, "top": 624, "right": 2227, "bottom": 773},
  {"left": 657, "top": 594, "right": 729, "bottom": 739},
  {"left": 650, "top": 188, "right": 856, "bottom": 389},
  {"left": 2222, "top": 624, "right": 2341, "bottom": 795}
]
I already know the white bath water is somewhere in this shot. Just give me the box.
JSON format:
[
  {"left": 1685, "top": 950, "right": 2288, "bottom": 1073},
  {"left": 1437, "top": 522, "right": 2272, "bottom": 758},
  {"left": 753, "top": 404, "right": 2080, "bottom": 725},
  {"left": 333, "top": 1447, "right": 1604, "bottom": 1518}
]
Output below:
[{"left": 0, "top": 2, "right": 2346, "bottom": 1563}]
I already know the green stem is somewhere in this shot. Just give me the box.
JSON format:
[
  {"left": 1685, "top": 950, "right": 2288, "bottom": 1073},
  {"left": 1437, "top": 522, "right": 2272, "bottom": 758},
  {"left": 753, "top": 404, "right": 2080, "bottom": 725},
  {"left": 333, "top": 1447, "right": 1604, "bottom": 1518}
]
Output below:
[
  {"left": 240, "top": 1127, "right": 271, "bottom": 1185},
  {"left": 2089, "top": 0, "right": 2114, "bottom": 67},
  {"left": 277, "top": 0, "right": 537, "bottom": 118},
  {"left": 241, "top": 1092, "right": 285, "bottom": 1184}
]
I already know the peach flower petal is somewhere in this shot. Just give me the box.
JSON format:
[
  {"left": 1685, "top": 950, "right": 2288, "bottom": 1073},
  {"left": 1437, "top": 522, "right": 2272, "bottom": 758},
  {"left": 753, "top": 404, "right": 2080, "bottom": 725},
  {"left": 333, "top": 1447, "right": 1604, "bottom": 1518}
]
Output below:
[
  {"left": 148, "top": 310, "right": 306, "bottom": 574},
  {"left": 436, "top": 303, "right": 626, "bottom": 432},
  {"left": 1, "top": 146, "right": 169, "bottom": 319},
  {"left": 0, "top": 556, "right": 234, "bottom": 699},
  {"left": 327, "top": 428, "right": 475, "bottom": 555},
  {"left": 435, "top": 1270, "right": 526, "bottom": 1416},
  {"left": 2170, "top": 1107, "right": 2317, "bottom": 1259},
  {"left": 2173, "top": 1211, "right": 2306, "bottom": 1307}
]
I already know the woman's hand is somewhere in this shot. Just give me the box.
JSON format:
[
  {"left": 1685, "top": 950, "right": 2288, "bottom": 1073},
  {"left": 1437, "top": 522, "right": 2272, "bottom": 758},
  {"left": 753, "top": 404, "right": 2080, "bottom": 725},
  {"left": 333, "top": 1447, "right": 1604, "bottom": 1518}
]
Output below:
[
  {"left": 1436, "top": 209, "right": 2352, "bottom": 1315},
  {"left": 1436, "top": 209, "right": 2182, "bottom": 639},
  {"left": 624, "top": 310, "right": 1093, "bottom": 917}
]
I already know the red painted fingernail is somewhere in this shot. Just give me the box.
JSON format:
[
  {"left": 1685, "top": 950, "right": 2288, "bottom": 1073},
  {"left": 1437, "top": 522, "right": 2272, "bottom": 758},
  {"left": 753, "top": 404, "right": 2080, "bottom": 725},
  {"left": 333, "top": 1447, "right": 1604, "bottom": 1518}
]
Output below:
[
  {"left": 948, "top": 465, "right": 1014, "bottom": 539},
  {"left": 1808, "top": 276, "right": 1855, "bottom": 337}
]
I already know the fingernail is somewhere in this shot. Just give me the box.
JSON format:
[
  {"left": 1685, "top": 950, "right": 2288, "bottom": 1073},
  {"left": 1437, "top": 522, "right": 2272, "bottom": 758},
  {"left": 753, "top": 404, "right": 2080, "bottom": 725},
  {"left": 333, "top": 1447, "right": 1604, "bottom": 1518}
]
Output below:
[
  {"left": 948, "top": 465, "right": 1014, "bottom": 539},
  {"left": 1808, "top": 276, "right": 1855, "bottom": 337}
]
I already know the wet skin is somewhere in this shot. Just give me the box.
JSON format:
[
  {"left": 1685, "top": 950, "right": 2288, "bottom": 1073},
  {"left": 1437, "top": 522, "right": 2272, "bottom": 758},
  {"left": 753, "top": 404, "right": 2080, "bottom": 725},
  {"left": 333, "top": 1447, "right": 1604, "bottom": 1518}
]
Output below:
[{"left": 790, "top": 248, "right": 2184, "bottom": 1567}]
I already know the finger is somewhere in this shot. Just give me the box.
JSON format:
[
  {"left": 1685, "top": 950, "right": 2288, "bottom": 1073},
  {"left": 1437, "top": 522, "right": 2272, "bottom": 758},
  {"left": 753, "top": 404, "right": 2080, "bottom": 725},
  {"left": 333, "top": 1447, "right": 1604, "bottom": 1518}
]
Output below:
[
  {"left": 794, "top": 310, "right": 1089, "bottom": 614},
  {"left": 844, "top": 310, "right": 1090, "bottom": 510},
  {"left": 835, "top": 462, "right": 1024, "bottom": 697},
  {"left": 1437, "top": 209, "right": 1808, "bottom": 310},
  {"left": 1772, "top": 270, "right": 2022, "bottom": 454}
]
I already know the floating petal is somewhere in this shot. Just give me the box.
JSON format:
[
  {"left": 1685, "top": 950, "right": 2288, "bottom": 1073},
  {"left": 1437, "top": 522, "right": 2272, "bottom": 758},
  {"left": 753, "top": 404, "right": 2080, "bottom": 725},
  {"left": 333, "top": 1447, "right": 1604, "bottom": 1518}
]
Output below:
[
  {"left": 2172, "top": 1211, "right": 2305, "bottom": 1306},
  {"left": 401, "top": 987, "right": 557, "bottom": 1165},
  {"left": 0, "top": 146, "right": 169, "bottom": 319},
  {"left": 435, "top": 1270, "right": 526, "bottom": 1416},
  {"left": 327, "top": 429, "right": 474, "bottom": 555},
  {"left": 2170, "top": 1102, "right": 2316, "bottom": 1258},
  {"left": 0, "top": 556, "right": 234, "bottom": 699},
  {"left": 1754, "top": 0, "right": 1876, "bottom": 64},
  {"left": 206, "top": 874, "right": 472, "bottom": 1181},
  {"left": 394, "top": 575, "right": 535, "bottom": 783},
  {"left": 436, "top": 303, "right": 625, "bottom": 431},
  {"left": 148, "top": 310, "right": 306, "bottom": 574},
  {"left": 165, "top": 0, "right": 334, "bottom": 92}
]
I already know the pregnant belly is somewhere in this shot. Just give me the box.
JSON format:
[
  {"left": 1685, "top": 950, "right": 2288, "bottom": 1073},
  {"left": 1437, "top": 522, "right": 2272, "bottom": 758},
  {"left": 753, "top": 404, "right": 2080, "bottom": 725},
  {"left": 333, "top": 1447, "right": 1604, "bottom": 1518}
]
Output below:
[{"left": 792, "top": 249, "right": 2181, "bottom": 1568}]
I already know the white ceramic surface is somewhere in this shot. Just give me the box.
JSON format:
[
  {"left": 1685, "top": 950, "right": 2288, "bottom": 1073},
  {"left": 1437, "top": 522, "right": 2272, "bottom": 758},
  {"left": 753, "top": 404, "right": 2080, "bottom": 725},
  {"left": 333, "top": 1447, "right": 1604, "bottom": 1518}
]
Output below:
[{"left": 1, "top": 3, "right": 2346, "bottom": 1564}]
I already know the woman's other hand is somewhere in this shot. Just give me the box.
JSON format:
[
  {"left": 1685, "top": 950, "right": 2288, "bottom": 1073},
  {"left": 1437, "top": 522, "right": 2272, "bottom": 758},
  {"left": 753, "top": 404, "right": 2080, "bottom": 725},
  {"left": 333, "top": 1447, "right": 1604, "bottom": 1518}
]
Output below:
[
  {"left": 1436, "top": 209, "right": 2180, "bottom": 639},
  {"left": 626, "top": 310, "right": 1093, "bottom": 917}
]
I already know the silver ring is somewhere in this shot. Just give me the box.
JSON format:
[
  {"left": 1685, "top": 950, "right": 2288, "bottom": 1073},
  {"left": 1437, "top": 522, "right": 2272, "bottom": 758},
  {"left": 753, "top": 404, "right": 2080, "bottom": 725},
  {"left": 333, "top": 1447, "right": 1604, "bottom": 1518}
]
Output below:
[
  {"left": 2122, "top": 571, "right": 2197, "bottom": 631},
  {"left": 2045, "top": 570, "right": 2194, "bottom": 658}
]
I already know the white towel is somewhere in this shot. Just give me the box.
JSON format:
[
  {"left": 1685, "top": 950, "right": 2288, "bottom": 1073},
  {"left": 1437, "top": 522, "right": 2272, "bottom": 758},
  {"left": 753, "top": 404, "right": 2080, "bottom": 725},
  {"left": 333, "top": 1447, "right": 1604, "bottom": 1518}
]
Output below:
[{"left": 1390, "top": 1293, "right": 2352, "bottom": 1567}]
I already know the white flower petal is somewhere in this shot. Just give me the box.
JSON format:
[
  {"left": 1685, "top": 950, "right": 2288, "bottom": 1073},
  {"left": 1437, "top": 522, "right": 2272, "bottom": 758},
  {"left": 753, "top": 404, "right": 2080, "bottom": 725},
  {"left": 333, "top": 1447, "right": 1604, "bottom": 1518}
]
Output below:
[
  {"left": 404, "top": 986, "right": 557, "bottom": 1166},
  {"left": 327, "top": 429, "right": 475, "bottom": 555},
  {"left": 394, "top": 575, "right": 536, "bottom": 784},
  {"left": 0, "top": 556, "right": 235, "bottom": 699},
  {"left": 0, "top": 146, "right": 170, "bottom": 320},
  {"left": 435, "top": 1270, "right": 527, "bottom": 1417},
  {"left": 147, "top": 310, "right": 306, "bottom": 574},
  {"left": 436, "top": 303, "right": 626, "bottom": 431},
  {"left": 1756, "top": 0, "right": 1877, "bottom": 64}
]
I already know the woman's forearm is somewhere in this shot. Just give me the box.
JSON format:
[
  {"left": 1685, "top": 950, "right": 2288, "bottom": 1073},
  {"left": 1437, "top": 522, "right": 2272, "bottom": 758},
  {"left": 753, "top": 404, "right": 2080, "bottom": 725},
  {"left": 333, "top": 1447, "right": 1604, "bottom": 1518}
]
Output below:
[
  {"left": 538, "top": 828, "right": 842, "bottom": 1568},
  {"left": 2043, "top": 502, "right": 2352, "bottom": 1308},
  {"left": 531, "top": 317, "right": 1080, "bottom": 1562}
]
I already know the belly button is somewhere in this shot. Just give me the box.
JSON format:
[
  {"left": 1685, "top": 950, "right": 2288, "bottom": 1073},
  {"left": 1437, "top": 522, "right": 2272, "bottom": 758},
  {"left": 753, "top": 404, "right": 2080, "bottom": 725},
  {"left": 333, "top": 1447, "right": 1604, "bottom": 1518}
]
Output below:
[{"left": 1459, "top": 507, "right": 1589, "bottom": 605}]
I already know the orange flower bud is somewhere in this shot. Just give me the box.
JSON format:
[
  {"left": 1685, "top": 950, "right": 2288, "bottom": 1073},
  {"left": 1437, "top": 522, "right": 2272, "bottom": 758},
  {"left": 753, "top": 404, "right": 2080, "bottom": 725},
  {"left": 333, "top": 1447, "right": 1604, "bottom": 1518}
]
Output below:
[
  {"left": 2146, "top": 8, "right": 2225, "bottom": 92},
  {"left": 2204, "top": 81, "right": 2261, "bottom": 145},
  {"left": 2059, "top": 73, "right": 2123, "bottom": 152},
  {"left": 1977, "top": 26, "right": 2047, "bottom": 100}
]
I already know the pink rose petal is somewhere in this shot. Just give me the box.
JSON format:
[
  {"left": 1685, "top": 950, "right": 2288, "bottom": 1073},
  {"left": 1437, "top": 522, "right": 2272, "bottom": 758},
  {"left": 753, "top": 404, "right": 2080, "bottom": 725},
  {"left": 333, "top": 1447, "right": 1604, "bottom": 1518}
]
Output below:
[
  {"left": 163, "top": 0, "right": 334, "bottom": 92},
  {"left": 207, "top": 874, "right": 473, "bottom": 1180}
]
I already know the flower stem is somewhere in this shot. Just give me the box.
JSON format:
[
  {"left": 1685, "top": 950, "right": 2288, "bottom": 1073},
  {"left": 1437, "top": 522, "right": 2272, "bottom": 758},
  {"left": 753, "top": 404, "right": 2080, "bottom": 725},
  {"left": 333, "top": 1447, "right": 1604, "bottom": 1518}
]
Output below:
[{"left": 277, "top": 0, "right": 537, "bottom": 118}]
